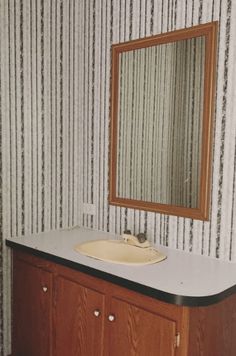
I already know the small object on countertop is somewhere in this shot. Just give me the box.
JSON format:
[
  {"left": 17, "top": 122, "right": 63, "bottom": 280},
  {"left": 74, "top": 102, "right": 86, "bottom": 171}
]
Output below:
[{"left": 122, "top": 232, "right": 150, "bottom": 248}]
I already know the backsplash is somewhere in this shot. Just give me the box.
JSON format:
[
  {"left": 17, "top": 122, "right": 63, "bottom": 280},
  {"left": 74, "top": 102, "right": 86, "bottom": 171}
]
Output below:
[{"left": 0, "top": 0, "right": 235, "bottom": 354}]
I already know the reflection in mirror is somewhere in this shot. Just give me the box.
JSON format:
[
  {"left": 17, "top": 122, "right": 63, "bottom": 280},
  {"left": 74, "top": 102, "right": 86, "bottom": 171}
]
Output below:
[
  {"left": 110, "top": 22, "right": 217, "bottom": 220},
  {"left": 117, "top": 37, "right": 205, "bottom": 208}
]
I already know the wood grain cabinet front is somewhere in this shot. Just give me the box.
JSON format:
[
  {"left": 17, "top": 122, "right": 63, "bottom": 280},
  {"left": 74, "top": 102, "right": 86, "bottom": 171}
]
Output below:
[
  {"left": 52, "top": 262, "right": 180, "bottom": 356},
  {"left": 53, "top": 269, "right": 106, "bottom": 356},
  {"left": 106, "top": 295, "right": 178, "bottom": 356},
  {"left": 12, "top": 252, "right": 53, "bottom": 356},
  {"left": 11, "top": 250, "right": 236, "bottom": 356}
]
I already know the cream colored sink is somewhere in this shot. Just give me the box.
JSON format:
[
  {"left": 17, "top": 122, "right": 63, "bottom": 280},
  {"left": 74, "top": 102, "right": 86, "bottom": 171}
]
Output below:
[{"left": 74, "top": 239, "right": 166, "bottom": 266}]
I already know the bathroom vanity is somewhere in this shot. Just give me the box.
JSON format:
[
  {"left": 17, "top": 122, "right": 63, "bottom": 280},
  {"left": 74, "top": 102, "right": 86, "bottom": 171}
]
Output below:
[{"left": 6, "top": 227, "right": 236, "bottom": 356}]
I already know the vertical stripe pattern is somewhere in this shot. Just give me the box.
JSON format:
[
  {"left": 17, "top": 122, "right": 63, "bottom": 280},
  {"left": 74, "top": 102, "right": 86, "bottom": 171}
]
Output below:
[
  {"left": 0, "top": 1, "right": 3, "bottom": 350},
  {"left": 2, "top": 0, "right": 79, "bottom": 239},
  {"left": 0, "top": 2, "right": 81, "bottom": 353}
]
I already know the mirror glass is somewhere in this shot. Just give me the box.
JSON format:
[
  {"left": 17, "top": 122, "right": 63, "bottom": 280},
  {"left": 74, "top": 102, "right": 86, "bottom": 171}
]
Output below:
[
  {"left": 117, "top": 36, "right": 205, "bottom": 208},
  {"left": 110, "top": 22, "right": 217, "bottom": 220}
]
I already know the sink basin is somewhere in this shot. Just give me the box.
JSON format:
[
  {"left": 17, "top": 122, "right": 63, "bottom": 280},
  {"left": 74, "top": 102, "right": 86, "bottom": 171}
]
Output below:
[{"left": 74, "top": 239, "right": 166, "bottom": 266}]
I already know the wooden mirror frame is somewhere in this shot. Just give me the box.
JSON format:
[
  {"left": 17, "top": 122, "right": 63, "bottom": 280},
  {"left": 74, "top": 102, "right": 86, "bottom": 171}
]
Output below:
[{"left": 109, "top": 22, "right": 218, "bottom": 220}]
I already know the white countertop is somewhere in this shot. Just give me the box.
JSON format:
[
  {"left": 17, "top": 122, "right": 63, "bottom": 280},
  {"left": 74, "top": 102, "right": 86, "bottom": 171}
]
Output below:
[{"left": 6, "top": 226, "right": 236, "bottom": 305}]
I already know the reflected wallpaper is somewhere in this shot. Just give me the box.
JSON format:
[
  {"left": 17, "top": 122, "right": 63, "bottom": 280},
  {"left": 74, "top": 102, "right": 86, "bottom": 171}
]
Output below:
[
  {"left": 0, "top": 0, "right": 235, "bottom": 354},
  {"left": 116, "top": 37, "right": 205, "bottom": 207}
]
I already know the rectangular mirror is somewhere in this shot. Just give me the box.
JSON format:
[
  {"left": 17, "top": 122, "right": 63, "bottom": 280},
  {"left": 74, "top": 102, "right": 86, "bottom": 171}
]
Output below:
[{"left": 109, "top": 22, "right": 217, "bottom": 220}]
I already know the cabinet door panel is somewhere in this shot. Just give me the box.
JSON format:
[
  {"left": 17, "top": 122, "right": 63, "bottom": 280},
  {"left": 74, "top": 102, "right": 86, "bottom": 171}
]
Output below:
[
  {"left": 108, "top": 297, "right": 177, "bottom": 356},
  {"left": 53, "top": 275, "right": 105, "bottom": 356},
  {"left": 13, "top": 257, "right": 53, "bottom": 356}
]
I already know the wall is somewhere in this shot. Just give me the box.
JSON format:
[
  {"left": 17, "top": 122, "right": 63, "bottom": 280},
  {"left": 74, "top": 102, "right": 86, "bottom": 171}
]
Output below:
[
  {"left": 79, "top": 0, "right": 236, "bottom": 262},
  {"left": 0, "top": 1, "right": 83, "bottom": 354},
  {"left": 2, "top": 0, "right": 81, "bottom": 238},
  {"left": 0, "top": 0, "right": 235, "bottom": 354},
  {"left": 0, "top": 12, "right": 3, "bottom": 350}
]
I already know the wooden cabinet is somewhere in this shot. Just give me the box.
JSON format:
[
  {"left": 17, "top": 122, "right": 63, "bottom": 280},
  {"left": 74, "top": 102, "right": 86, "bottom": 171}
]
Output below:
[
  {"left": 13, "top": 252, "right": 53, "bottom": 356},
  {"left": 106, "top": 294, "right": 177, "bottom": 356},
  {"left": 53, "top": 269, "right": 105, "bottom": 356},
  {"left": 12, "top": 249, "right": 236, "bottom": 356},
  {"left": 53, "top": 263, "right": 181, "bottom": 356}
]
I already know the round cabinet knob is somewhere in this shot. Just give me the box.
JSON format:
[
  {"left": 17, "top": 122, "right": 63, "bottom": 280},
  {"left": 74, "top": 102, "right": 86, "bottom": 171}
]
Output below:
[
  {"left": 42, "top": 286, "right": 48, "bottom": 293},
  {"left": 108, "top": 314, "right": 115, "bottom": 322},
  {"left": 93, "top": 309, "right": 101, "bottom": 317}
]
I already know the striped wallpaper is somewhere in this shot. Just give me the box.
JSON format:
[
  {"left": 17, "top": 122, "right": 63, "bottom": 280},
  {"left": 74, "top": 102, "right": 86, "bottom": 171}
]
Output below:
[
  {"left": 1, "top": 1, "right": 82, "bottom": 354},
  {"left": 0, "top": 8, "right": 3, "bottom": 350},
  {"left": 0, "top": 0, "right": 235, "bottom": 354},
  {"left": 2, "top": 0, "right": 80, "bottom": 238}
]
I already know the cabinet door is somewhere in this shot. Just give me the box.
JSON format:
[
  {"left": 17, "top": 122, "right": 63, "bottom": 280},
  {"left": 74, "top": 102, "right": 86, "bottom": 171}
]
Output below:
[
  {"left": 13, "top": 254, "right": 53, "bottom": 356},
  {"left": 107, "top": 296, "right": 177, "bottom": 356},
  {"left": 53, "top": 274, "right": 105, "bottom": 356}
]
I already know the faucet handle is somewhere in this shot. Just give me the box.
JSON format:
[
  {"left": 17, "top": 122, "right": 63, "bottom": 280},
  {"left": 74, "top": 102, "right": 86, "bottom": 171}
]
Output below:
[
  {"left": 136, "top": 233, "right": 147, "bottom": 243},
  {"left": 122, "top": 232, "right": 150, "bottom": 248}
]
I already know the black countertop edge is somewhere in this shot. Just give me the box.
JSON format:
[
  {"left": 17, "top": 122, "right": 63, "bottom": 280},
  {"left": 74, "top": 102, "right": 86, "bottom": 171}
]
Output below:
[{"left": 6, "top": 239, "right": 236, "bottom": 307}]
